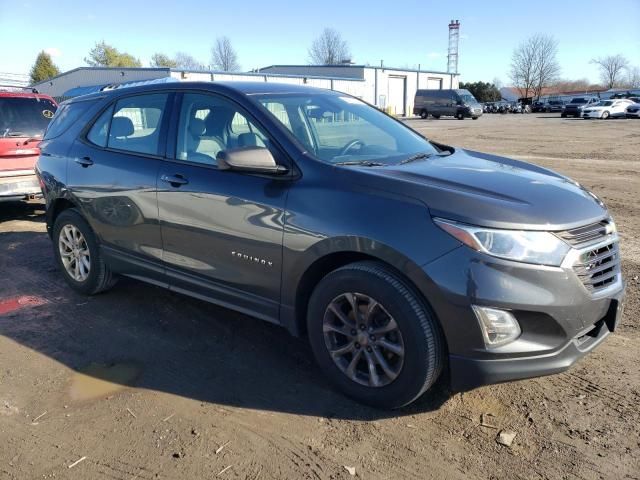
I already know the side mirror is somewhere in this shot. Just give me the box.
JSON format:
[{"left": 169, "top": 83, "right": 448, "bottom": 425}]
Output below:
[{"left": 217, "top": 146, "right": 288, "bottom": 175}]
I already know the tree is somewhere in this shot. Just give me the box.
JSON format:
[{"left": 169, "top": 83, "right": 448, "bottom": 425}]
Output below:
[
  {"left": 591, "top": 54, "right": 629, "bottom": 89},
  {"left": 510, "top": 34, "right": 559, "bottom": 100},
  {"left": 85, "top": 41, "right": 141, "bottom": 67},
  {"left": 308, "top": 28, "right": 351, "bottom": 65},
  {"left": 210, "top": 37, "right": 240, "bottom": 71},
  {"left": 459, "top": 81, "right": 502, "bottom": 103},
  {"left": 625, "top": 66, "right": 640, "bottom": 88},
  {"left": 29, "top": 51, "right": 60, "bottom": 84},
  {"left": 150, "top": 53, "right": 177, "bottom": 68},
  {"left": 174, "top": 52, "right": 203, "bottom": 70},
  {"left": 531, "top": 35, "right": 560, "bottom": 99}
]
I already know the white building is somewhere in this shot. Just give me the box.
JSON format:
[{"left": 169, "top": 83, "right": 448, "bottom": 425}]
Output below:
[{"left": 33, "top": 65, "right": 458, "bottom": 116}]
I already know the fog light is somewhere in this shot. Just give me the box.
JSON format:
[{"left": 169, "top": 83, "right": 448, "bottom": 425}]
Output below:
[{"left": 472, "top": 306, "right": 521, "bottom": 348}]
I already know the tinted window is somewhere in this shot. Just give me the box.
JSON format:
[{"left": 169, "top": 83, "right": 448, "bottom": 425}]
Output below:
[
  {"left": 86, "top": 105, "right": 114, "bottom": 147},
  {"left": 0, "top": 97, "right": 57, "bottom": 137},
  {"left": 107, "top": 94, "right": 168, "bottom": 155},
  {"left": 175, "top": 93, "right": 269, "bottom": 166},
  {"left": 44, "top": 100, "right": 95, "bottom": 140}
]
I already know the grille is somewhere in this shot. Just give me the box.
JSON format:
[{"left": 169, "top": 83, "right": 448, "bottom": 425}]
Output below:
[
  {"left": 572, "top": 242, "right": 619, "bottom": 292},
  {"left": 556, "top": 220, "right": 611, "bottom": 247}
]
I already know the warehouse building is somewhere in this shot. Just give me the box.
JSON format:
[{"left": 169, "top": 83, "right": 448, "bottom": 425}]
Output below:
[{"left": 33, "top": 65, "right": 458, "bottom": 116}]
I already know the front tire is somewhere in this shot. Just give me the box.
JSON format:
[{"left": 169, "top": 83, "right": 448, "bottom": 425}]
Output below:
[
  {"left": 53, "top": 209, "right": 117, "bottom": 295},
  {"left": 420, "top": 109, "right": 428, "bottom": 119},
  {"left": 307, "top": 261, "right": 444, "bottom": 409},
  {"left": 456, "top": 112, "right": 464, "bottom": 120},
  {"left": 602, "top": 111, "right": 610, "bottom": 119}
]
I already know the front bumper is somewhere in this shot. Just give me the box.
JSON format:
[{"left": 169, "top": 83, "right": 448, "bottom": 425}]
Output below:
[
  {"left": 420, "top": 242, "right": 625, "bottom": 391},
  {"left": 0, "top": 170, "right": 41, "bottom": 200}
]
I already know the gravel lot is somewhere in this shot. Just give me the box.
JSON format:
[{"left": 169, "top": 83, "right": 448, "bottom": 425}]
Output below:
[{"left": 1, "top": 113, "right": 638, "bottom": 479}]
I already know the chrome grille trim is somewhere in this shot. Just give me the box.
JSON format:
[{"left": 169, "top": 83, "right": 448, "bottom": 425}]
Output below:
[
  {"left": 555, "top": 219, "right": 612, "bottom": 247},
  {"left": 561, "top": 232, "right": 621, "bottom": 297}
]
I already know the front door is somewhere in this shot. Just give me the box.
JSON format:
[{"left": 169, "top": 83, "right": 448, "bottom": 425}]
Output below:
[{"left": 156, "top": 92, "right": 290, "bottom": 323}]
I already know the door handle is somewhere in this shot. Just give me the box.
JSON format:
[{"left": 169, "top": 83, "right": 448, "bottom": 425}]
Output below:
[
  {"left": 160, "top": 174, "right": 189, "bottom": 187},
  {"left": 75, "top": 156, "right": 94, "bottom": 167}
]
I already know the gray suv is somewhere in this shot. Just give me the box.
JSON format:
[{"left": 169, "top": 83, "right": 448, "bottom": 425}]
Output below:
[{"left": 36, "top": 82, "right": 625, "bottom": 409}]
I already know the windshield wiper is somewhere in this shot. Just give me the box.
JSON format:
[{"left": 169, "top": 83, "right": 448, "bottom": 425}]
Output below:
[
  {"left": 399, "top": 152, "right": 433, "bottom": 164},
  {"left": 334, "top": 160, "right": 386, "bottom": 167}
]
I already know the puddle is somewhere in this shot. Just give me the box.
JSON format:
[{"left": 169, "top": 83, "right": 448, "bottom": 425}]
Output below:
[{"left": 69, "top": 363, "right": 140, "bottom": 401}]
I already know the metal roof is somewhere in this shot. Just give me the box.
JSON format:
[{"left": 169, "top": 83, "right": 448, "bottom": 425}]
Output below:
[{"left": 258, "top": 64, "right": 456, "bottom": 76}]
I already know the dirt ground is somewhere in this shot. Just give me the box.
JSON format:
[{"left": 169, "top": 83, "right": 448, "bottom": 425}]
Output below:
[{"left": 1, "top": 113, "right": 638, "bottom": 480}]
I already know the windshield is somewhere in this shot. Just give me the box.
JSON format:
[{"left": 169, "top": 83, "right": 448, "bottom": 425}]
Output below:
[
  {"left": 254, "top": 93, "right": 439, "bottom": 165},
  {"left": 0, "top": 97, "right": 57, "bottom": 137},
  {"left": 601, "top": 101, "right": 614, "bottom": 106},
  {"left": 459, "top": 93, "right": 479, "bottom": 105},
  {"left": 570, "top": 98, "right": 587, "bottom": 104}
]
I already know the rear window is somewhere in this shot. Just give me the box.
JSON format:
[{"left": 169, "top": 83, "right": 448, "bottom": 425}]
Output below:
[
  {"left": 44, "top": 100, "right": 96, "bottom": 140},
  {"left": 0, "top": 96, "right": 57, "bottom": 138}
]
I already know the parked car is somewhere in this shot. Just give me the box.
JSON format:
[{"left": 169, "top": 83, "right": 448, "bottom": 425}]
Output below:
[
  {"left": 531, "top": 101, "right": 546, "bottom": 113},
  {"left": 562, "top": 97, "right": 599, "bottom": 118},
  {"left": 625, "top": 102, "right": 640, "bottom": 118},
  {"left": 0, "top": 86, "right": 57, "bottom": 201},
  {"left": 582, "top": 99, "right": 634, "bottom": 119},
  {"left": 545, "top": 100, "right": 566, "bottom": 113},
  {"left": 413, "top": 89, "right": 483, "bottom": 120},
  {"left": 37, "top": 82, "right": 625, "bottom": 409}
]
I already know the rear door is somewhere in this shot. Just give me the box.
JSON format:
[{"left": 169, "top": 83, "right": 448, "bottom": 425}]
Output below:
[
  {"left": 67, "top": 92, "right": 171, "bottom": 281},
  {"left": 156, "top": 92, "right": 290, "bottom": 323}
]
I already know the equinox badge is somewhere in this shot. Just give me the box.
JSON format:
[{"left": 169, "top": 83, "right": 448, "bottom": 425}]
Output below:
[{"left": 231, "top": 251, "right": 273, "bottom": 267}]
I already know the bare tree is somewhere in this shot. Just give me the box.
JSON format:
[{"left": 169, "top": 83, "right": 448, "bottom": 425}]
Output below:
[
  {"left": 174, "top": 52, "right": 203, "bottom": 70},
  {"left": 509, "top": 37, "right": 538, "bottom": 100},
  {"left": 308, "top": 28, "right": 351, "bottom": 65},
  {"left": 591, "top": 54, "right": 629, "bottom": 89},
  {"left": 532, "top": 35, "right": 560, "bottom": 99},
  {"left": 211, "top": 37, "right": 240, "bottom": 72},
  {"left": 510, "top": 34, "right": 560, "bottom": 100},
  {"left": 624, "top": 66, "right": 640, "bottom": 88}
]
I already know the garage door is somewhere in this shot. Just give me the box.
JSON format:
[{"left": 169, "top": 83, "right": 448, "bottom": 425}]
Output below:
[
  {"left": 387, "top": 76, "right": 406, "bottom": 116},
  {"left": 427, "top": 77, "right": 442, "bottom": 90}
]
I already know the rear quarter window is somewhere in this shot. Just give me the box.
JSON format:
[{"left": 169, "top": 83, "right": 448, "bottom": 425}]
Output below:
[{"left": 44, "top": 100, "right": 96, "bottom": 140}]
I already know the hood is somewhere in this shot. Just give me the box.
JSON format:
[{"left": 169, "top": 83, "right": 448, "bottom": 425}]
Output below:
[{"left": 354, "top": 149, "right": 608, "bottom": 231}]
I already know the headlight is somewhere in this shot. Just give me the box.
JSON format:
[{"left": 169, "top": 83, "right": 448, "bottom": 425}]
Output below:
[{"left": 434, "top": 218, "right": 571, "bottom": 266}]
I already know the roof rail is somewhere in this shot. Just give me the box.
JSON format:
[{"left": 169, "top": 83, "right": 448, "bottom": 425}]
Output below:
[{"left": 0, "top": 85, "right": 39, "bottom": 93}]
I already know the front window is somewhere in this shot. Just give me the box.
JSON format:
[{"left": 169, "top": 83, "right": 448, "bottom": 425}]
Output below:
[
  {"left": 254, "top": 93, "right": 439, "bottom": 165},
  {"left": 0, "top": 97, "right": 57, "bottom": 138},
  {"left": 459, "top": 93, "right": 479, "bottom": 105}
]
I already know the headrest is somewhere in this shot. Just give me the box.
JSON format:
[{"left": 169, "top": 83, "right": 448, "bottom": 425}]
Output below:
[
  {"left": 238, "top": 132, "right": 265, "bottom": 147},
  {"left": 188, "top": 118, "right": 206, "bottom": 138},
  {"left": 204, "top": 106, "right": 235, "bottom": 135},
  {"left": 110, "top": 117, "right": 134, "bottom": 138}
]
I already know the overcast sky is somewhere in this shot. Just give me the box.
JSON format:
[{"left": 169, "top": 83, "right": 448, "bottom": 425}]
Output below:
[{"left": 1, "top": 0, "right": 639, "bottom": 84}]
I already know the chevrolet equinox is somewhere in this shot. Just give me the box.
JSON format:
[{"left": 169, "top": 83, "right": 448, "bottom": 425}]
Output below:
[{"left": 36, "top": 82, "right": 626, "bottom": 409}]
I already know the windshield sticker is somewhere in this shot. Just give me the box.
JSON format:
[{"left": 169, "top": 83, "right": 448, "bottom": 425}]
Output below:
[{"left": 42, "top": 110, "right": 54, "bottom": 119}]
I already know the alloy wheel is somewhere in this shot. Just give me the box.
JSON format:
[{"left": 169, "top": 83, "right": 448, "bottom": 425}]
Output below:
[
  {"left": 322, "top": 292, "right": 405, "bottom": 387},
  {"left": 58, "top": 224, "right": 91, "bottom": 282}
]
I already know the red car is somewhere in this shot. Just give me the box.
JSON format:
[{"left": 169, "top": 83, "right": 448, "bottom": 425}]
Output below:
[{"left": 0, "top": 86, "right": 57, "bottom": 201}]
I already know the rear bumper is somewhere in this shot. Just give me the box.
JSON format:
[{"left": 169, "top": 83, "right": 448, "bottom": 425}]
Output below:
[
  {"left": 0, "top": 170, "right": 41, "bottom": 200},
  {"left": 449, "top": 289, "right": 624, "bottom": 391}
]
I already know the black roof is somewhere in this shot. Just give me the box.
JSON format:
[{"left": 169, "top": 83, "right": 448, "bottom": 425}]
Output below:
[{"left": 68, "top": 81, "right": 336, "bottom": 103}]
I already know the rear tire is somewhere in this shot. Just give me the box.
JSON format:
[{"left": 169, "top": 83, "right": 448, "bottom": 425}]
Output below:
[
  {"left": 432, "top": 114, "right": 440, "bottom": 119},
  {"left": 602, "top": 111, "right": 610, "bottom": 119},
  {"left": 307, "top": 261, "right": 444, "bottom": 409},
  {"left": 561, "top": 113, "right": 567, "bottom": 118},
  {"left": 420, "top": 110, "right": 428, "bottom": 119},
  {"left": 456, "top": 112, "right": 464, "bottom": 120},
  {"left": 53, "top": 209, "right": 118, "bottom": 295}
]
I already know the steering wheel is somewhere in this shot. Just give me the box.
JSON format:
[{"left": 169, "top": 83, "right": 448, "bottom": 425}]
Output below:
[{"left": 339, "top": 139, "right": 365, "bottom": 156}]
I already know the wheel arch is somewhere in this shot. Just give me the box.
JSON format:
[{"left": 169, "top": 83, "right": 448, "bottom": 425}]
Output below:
[
  {"left": 283, "top": 237, "right": 440, "bottom": 339},
  {"left": 46, "top": 197, "right": 80, "bottom": 237}
]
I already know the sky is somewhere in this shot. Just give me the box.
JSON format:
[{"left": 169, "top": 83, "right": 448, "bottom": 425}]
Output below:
[{"left": 1, "top": 0, "right": 639, "bottom": 84}]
